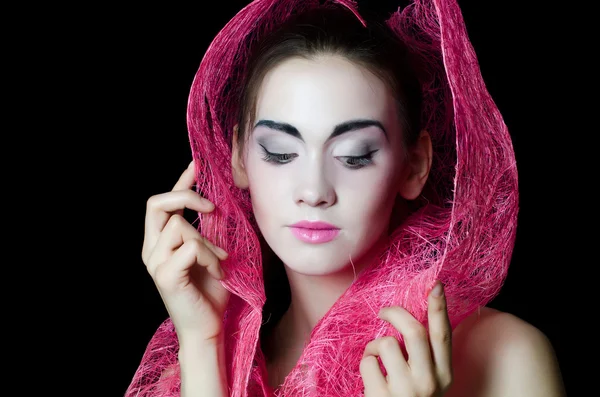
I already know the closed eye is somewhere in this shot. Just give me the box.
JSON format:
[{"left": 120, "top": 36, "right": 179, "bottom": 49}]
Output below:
[
  {"left": 259, "top": 144, "right": 298, "bottom": 164},
  {"left": 335, "top": 149, "right": 379, "bottom": 169}
]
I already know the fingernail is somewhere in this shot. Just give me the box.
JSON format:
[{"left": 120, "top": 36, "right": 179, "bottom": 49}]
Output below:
[
  {"left": 431, "top": 281, "right": 444, "bottom": 297},
  {"left": 215, "top": 246, "right": 228, "bottom": 258}
]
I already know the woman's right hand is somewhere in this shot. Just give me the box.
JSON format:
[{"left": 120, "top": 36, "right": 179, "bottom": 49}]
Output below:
[{"left": 142, "top": 160, "right": 230, "bottom": 344}]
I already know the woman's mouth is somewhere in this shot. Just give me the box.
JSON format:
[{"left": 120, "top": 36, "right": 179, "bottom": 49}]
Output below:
[{"left": 288, "top": 221, "right": 340, "bottom": 244}]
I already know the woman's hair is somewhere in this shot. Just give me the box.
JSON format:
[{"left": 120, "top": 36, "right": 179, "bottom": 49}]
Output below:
[{"left": 235, "top": 6, "right": 427, "bottom": 353}]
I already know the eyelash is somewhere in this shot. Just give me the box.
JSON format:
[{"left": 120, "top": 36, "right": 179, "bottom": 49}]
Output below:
[
  {"left": 259, "top": 145, "right": 378, "bottom": 170},
  {"left": 260, "top": 146, "right": 298, "bottom": 164},
  {"left": 337, "top": 150, "right": 378, "bottom": 169}
]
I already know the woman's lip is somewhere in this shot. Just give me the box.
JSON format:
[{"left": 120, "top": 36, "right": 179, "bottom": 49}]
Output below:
[
  {"left": 289, "top": 227, "right": 340, "bottom": 243},
  {"left": 289, "top": 221, "right": 339, "bottom": 230}
]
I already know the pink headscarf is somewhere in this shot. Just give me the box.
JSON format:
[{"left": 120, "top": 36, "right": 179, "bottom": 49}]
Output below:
[{"left": 126, "top": 0, "right": 518, "bottom": 395}]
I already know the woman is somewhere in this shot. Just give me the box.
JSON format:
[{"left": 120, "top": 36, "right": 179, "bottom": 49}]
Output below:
[{"left": 128, "top": 0, "right": 565, "bottom": 396}]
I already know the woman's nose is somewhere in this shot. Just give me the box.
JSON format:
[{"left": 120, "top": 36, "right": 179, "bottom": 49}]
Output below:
[{"left": 293, "top": 165, "right": 337, "bottom": 208}]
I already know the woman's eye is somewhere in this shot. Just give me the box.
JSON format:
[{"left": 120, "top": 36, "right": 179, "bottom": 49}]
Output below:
[
  {"left": 260, "top": 145, "right": 298, "bottom": 164},
  {"left": 336, "top": 149, "right": 379, "bottom": 169}
]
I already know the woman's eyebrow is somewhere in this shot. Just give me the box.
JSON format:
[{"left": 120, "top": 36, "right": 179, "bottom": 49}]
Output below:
[{"left": 253, "top": 119, "right": 387, "bottom": 142}]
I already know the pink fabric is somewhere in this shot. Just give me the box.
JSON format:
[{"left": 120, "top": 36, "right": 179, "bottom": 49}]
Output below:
[{"left": 125, "top": 0, "right": 518, "bottom": 395}]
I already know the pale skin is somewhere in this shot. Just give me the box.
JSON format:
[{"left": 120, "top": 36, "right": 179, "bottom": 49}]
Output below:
[{"left": 142, "top": 55, "right": 566, "bottom": 396}]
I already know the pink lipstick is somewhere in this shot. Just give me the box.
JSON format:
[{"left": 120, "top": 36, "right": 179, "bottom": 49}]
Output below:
[{"left": 289, "top": 221, "right": 340, "bottom": 244}]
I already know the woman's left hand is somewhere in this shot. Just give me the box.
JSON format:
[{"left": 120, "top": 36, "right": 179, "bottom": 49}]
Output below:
[{"left": 360, "top": 281, "right": 453, "bottom": 397}]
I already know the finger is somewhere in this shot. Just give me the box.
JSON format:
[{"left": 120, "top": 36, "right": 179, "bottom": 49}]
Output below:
[
  {"left": 362, "top": 336, "right": 409, "bottom": 391},
  {"left": 359, "top": 355, "right": 388, "bottom": 395},
  {"left": 148, "top": 214, "right": 227, "bottom": 273},
  {"left": 172, "top": 160, "right": 196, "bottom": 191},
  {"left": 153, "top": 238, "right": 222, "bottom": 292},
  {"left": 144, "top": 190, "right": 215, "bottom": 259},
  {"left": 378, "top": 306, "right": 435, "bottom": 383},
  {"left": 427, "top": 281, "right": 453, "bottom": 386}
]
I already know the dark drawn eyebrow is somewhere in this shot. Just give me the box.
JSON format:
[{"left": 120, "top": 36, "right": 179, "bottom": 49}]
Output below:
[{"left": 253, "top": 119, "right": 387, "bottom": 142}]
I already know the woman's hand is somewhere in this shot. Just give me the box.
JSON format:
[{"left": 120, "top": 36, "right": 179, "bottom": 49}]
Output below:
[
  {"left": 141, "top": 160, "right": 230, "bottom": 344},
  {"left": 360, "top": 281, "right": 452, "bottom": 397}
]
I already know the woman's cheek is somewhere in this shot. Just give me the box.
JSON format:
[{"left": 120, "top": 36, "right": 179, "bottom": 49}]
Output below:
[{"left": 247, "top": 162, "right": 291, "bottom": 209}]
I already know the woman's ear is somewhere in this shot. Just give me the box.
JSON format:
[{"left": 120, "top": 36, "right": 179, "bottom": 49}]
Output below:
[
  {"left": 398, "top": 129, "right": 432, "bottom": 200},
  {"left": 231, "top": 124, "right": 250, "bottom": 189}
]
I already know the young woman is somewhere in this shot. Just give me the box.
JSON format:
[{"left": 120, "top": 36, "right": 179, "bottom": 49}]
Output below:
[{"left": 128, "top": 1, "right": 565, "bottom": 396}]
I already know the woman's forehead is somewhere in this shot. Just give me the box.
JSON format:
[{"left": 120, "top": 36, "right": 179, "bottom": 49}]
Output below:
[{"left": 254, "top": 56, "right": 397, "bottom": 133}]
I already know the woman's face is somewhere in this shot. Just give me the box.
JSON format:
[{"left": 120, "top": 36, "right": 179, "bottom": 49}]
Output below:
[{"left": 238, "top": 55, "right": 410, "bottom": 275}]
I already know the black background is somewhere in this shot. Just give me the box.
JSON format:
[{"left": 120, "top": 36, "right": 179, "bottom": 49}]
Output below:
[{"left": 64, "top": 0, "right": 576, "bottom": 395}]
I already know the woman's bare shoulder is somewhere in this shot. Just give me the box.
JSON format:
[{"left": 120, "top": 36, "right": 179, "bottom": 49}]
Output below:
[{"left": 447, "top": 307, "right": 566, "bottom": 397}]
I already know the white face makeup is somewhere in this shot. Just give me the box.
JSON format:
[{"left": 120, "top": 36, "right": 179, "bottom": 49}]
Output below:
[{"left": 242, "top": 55, "right": 407, "bottom": 276}]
